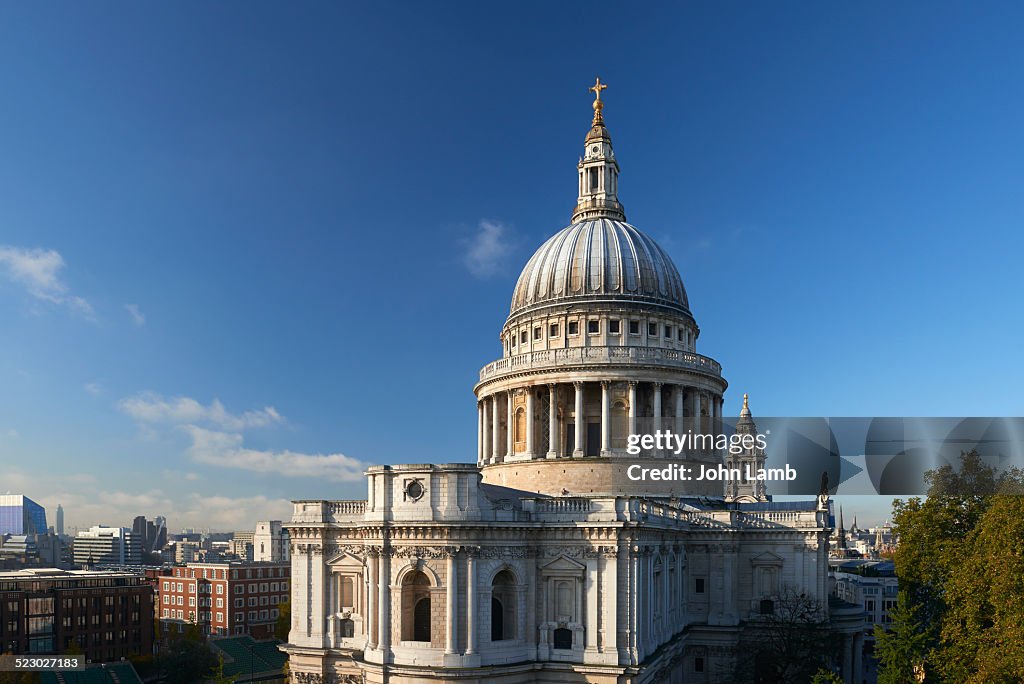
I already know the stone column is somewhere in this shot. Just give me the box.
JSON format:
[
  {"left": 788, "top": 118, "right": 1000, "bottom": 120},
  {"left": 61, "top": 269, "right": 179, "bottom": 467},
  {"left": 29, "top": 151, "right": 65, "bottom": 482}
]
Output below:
[
  {"left": 600, "top": 549, "right": 617, "bottom": 656},
  {"left": 600, "top": 381, "right": 610, "bottom": 456},
  {"left": 477, "top": 402, "right": 483, "bottom": 465},
  {"left": 466, "top": 549, "right": 478, "bottom": 655},
  {"left": 445, "top": 550, "right": 458, "bottom": 655},
  {"left": 709, "top": 395, "right": 718, "bottom": 436},
  {"left": 378, "top": 551, "right": 390, "bottom": 655},
  {"left": 627, "top": 382, "right": 637, "bottom": 438},
  {"left": 491, "top": 395, "right": 501, "bottom": 464},
  {"left": 506, "top": 390, "right": 514, "bottom": 458},
  {"left": 652, "top": 382, "right": 663, "bottom": 456},
  {"left": 547, "top": 384, "right": 558, "bottom": 458},
  {"left": 674, "top": 385, "right": 684, "bottom": 433},
  {"left": 694, "top": 392, "right": 703, "bottom": 437},
  {"left": 584, "top": 552, "right": 599, "bottom": 655},
  {"left": 482, "top": 399, "right": 491, "bottom": 464},
  {"left": 525, "top": 387, "right": 535, "bottom": 457},
  {"left": 366, "top": 551, "right": 378, "bottom": 649},
  {"left": 573, "top": 382, "right": 584, "bottom": 458}
]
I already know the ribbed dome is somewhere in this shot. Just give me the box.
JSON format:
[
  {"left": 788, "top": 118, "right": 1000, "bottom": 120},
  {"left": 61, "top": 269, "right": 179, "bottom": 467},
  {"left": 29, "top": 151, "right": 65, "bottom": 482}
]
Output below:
[{"left": 509, "top": 218, "right": 691, "bottom": 318}]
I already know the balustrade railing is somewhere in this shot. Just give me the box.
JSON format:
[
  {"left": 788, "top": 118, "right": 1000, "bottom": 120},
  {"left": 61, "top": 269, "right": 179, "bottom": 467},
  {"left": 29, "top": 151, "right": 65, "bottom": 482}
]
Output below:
[{"left": 479, "top": 346, "right": 722, "bottom": 382}]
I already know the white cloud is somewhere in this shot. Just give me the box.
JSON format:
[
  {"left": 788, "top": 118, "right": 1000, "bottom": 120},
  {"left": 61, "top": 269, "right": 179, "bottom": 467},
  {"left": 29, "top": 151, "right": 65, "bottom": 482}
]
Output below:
[
  {"left": 3, "top": 467, "right": 292, "bottom": 530},
  {"left": 118, "top": 392, "right": 284, "bottom": 432},
  {"left": 462, "top": 220, "right": 513, "bottom": 278},
  {"left": 184, "top": 425, "right": 369, "bottom": 483},
  {"left": 84, "top": 382, "right": 102, "bottom": 396},
  {"left": 3, "top": 428, "right": 18, "bottom": 440},
  {"left": 0, "top": 245, "right": 94, "bottom": 318},
  {"left": 124, "top": 303, "right": 145, "bottom": 326}
]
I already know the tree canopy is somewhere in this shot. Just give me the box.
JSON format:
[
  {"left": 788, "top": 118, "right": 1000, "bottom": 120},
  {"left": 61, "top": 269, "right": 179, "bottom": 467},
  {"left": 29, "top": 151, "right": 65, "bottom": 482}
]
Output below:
[{"left": 875, "top": 450, "right": 1024, "bottom": 683}]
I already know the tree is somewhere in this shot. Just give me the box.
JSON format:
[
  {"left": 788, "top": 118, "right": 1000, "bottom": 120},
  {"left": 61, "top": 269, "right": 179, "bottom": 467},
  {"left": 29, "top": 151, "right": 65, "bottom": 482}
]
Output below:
[
  {"left": 874, "top": 590, "right": 930, "bottom": 684},
  {"left": 155, "top": 636, "right": 218, "bottom": 684},
  {"left": 732, "top": 588, "right": 840, "bottom": 683},
  {"left": 275, "top": 598, "right": 291, "bottom": 641},
  {"left": 208, "top": 654, "right": 238, "bottom": 684},
  {"left": 876, "top": 450, "right": 1024, "bottom": 683},
  {"left": 939, "top": 495, "right": 1024, "bottom": 682},
  {"left": 810, "top": 670, "right": 844, "bottom": 684}
]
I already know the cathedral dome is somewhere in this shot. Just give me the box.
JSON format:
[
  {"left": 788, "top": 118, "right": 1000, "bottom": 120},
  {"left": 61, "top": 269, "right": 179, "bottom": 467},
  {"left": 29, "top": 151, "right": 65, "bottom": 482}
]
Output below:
[{"left": 509, "top": 218, "right": 691, "bottom": 320}]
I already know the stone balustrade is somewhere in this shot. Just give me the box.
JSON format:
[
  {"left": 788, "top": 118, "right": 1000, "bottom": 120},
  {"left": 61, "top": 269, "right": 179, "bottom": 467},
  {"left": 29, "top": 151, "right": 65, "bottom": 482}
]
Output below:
[{"left": 479, "top": 346, "right": 723, "bottom": 382}]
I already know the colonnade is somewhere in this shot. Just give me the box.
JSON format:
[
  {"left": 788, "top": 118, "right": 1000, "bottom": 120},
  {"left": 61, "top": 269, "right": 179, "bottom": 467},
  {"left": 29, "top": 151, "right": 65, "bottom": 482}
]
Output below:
[{"left": 478, "top": 380, "right": 724, "bottom": 465}]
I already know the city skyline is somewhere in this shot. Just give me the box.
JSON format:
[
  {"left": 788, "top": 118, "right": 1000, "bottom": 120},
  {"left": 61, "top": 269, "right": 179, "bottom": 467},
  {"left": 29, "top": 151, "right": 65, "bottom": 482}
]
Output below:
[{"left": 3, "top": 3, "right": 1023, "bottom": 530}]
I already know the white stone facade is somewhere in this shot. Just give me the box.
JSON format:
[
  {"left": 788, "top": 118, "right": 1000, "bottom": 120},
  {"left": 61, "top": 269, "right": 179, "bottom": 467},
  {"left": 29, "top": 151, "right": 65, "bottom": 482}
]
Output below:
[
  {"left": 255, "top": 520, "right": 290, "bottom": 562},
  {"left": 281, "top": 88, "right": 863, "bottom": 683}
]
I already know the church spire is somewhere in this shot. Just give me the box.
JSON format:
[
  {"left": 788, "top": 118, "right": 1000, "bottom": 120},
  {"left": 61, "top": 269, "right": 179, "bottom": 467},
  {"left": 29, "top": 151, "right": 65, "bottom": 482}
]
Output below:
[
  {"left": 572, "top": 77, "right": 626, "bottom": 223},
  {"left": 725, "top": 393, "right": 768, "bottom": 503}
]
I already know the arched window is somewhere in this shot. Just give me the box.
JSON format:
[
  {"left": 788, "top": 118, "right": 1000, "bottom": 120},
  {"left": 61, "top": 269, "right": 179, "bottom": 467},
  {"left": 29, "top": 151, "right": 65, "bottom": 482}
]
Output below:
[
  {"left": 491, "top": 570, "right": 516, "bottom": 641},
  {"left": 401, "top": 571, "right": 432, "bottom": 642}
]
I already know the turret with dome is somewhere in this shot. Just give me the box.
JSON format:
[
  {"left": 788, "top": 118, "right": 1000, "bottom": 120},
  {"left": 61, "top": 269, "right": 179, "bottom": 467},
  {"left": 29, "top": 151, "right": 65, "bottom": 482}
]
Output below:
[{"left": 476, "top": 78, "right": 727, "bottom": 496}]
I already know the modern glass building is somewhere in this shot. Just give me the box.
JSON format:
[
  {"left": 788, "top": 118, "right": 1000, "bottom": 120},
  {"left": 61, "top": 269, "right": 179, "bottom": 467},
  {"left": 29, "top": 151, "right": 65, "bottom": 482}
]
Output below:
[{"left": 0, "top": 495, "right": 48, "bottom": 536}]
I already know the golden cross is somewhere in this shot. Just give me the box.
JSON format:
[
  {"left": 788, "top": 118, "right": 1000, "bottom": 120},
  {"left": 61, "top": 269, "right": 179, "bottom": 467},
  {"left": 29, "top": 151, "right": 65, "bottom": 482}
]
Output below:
[{"left": 589, "top": 77, "right": 608, "bottom": 103}]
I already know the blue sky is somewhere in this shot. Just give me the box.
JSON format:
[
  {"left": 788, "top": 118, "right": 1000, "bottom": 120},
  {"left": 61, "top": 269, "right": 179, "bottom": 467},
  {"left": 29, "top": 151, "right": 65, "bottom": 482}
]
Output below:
[{"left": 2, "top": 3, "right": 1022, "bottom": 531}]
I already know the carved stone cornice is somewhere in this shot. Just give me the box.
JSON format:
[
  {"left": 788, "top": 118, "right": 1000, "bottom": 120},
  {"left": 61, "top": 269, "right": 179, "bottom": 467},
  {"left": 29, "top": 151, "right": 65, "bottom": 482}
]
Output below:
[{"left": 391, "top": 545, "right": 458, "bottom": 559}]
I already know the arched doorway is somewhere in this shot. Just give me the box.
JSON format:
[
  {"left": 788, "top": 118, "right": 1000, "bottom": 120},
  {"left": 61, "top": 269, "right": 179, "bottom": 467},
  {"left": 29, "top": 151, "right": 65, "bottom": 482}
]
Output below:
[
  {"left": 491, "top": 569, "right": 516, "bottom": 641},
  {"left": 401, "top": 570, "right": 432, "bottom": 642}
]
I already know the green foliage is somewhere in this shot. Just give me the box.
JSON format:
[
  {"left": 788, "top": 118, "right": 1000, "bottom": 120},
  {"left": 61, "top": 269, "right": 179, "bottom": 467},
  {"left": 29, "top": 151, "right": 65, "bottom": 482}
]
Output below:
[
  {"left": 155, "top": 635, "right": 218, "bottom": 684},
  {"left": 184, "top": 620, "right": 205, "bottom": 643},
  {"left": 810, "top": 669, "right": 844, "bottom": 684},
  {"left": 877, "top": 450, "right": 1024, "bottom": 683},
  {"left": 275, "top": 598, "right": 291, "bottom": 641},
  {"left": 874, "top": 590, "right": 931, "bottom": 684},
  {"left": 209, "top": 654, "right": 239, "bottom": 684}
]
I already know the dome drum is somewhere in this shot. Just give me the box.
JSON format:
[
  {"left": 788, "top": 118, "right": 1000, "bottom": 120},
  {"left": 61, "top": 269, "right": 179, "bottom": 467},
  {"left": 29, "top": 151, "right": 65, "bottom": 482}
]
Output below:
[{"left": 474, "top": 91, "right": 729, "bottom": 495}]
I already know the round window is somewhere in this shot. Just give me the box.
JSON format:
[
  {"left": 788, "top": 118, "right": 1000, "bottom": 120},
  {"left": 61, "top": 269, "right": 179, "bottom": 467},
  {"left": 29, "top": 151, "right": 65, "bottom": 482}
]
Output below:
[{"left": 405, "top": 480, "right": 424, "bottom": 501}]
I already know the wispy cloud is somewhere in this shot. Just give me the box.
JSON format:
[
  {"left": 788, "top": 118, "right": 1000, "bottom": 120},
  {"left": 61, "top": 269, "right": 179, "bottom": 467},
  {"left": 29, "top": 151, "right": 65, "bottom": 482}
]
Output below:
[
  {"left": 0, "top": 245, "right": 94, "bottom": 318},
  {"left": 117, "top": 391, "right": 372, "bottom": 483},
  {"left": 462, "top": 220, "right": 513, "bottom": 278},
  {"left": 118, "top": 392, "right": 283, "bottom": 432},
  {"left": 84, "top": 382, "right": 102, "bottom": 396},
  {"left": 184, "top": 425, "right": 369, "bottom": 482},
  {"left": 124, "top": 303, "right": 145, "bottom": 326}
]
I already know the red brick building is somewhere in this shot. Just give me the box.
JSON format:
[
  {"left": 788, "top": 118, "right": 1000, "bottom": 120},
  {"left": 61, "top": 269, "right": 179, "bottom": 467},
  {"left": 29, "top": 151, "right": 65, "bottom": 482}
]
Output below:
[
  {"left": 157, "top": 561, "right": 288, "bottom": 638},
  {"left": 0, "top": 568, "right": 154, "bottom": 663}
]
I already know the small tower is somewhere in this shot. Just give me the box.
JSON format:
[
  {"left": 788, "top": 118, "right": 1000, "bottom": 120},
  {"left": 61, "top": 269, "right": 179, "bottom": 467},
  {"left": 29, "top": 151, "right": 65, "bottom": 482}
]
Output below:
[
  {"left": 572, "top": 77, "right": 626, "bottom": 223},
  {"left": 724, "top": 393, "right": 768, "bottom": 502}
]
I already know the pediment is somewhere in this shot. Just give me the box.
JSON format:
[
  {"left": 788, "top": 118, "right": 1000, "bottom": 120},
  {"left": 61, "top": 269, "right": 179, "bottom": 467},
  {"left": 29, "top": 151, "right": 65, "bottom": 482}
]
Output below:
[
  {"left": 541, "top": 554, "right": 586, "bottom": 573},
  {"left": 750, "top": 551, "right": 784, "bottom": 567},
  {"left": 327, "top": 551, "right": 365, "bottom": 568}
]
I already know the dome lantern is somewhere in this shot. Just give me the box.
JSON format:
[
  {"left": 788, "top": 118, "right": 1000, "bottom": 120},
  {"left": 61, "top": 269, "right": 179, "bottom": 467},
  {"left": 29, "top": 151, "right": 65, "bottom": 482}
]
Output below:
[{"left": 573, "top": 77, "right": 626, "bottom": 223}]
